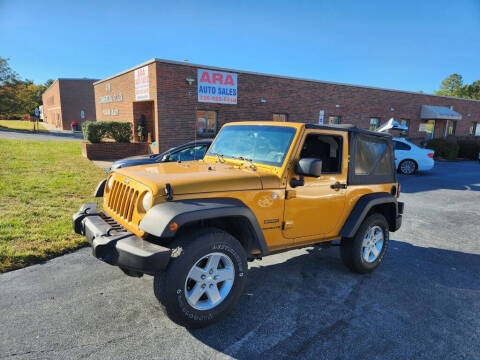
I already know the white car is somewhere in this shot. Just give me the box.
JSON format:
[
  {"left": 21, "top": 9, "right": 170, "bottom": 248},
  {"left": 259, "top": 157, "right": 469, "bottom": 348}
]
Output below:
[{"left": 393, "top": 137, "right": 434, "bottom": 175}]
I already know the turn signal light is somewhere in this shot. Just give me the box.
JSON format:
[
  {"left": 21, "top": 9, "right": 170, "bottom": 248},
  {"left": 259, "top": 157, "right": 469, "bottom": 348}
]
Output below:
[
  {"left": 427, "top": 153, "right": 434, "bottom": 158},
  {"left": 169, "top": 222, "right": 178, "bottom": 231}
]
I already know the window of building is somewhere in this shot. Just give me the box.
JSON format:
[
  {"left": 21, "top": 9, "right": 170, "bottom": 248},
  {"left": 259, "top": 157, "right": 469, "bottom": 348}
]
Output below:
[
  {"left": 196, "top": 110, "right": 217, "bottom": 136},
  {"left": 327, "top": 116, "right": 341, "bottom": 125},
  {"left": 470, "top": 122, "right": 480, "bottom": 136},
  {"left": 420, "top": 120, "right": 435, "bottom": 139},
  {"left": 448, "top": 120, "right": 456, "bottom": 135},
  {"left": 273, "top": 113, "right": 288, "bottom": 122},
  {"left": 399, "top": 119, "right": 410, "bottom": 136},
  {"left": 299, "top": 134, "right": 342, "bottom": 173},
  {"left": 369, "top": 118, "right": 380, "bottom": 131}
]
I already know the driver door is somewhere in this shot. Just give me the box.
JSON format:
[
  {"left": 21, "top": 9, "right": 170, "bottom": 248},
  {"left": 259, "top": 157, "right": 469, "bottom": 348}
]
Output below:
[{"left": 282, "top": 129, "right": 348, "bottom": 240}]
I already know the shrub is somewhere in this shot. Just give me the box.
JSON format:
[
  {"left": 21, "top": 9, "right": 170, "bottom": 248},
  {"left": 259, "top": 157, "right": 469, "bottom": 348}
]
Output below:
[
  {"left": 457, "top": 139, "right": 480, "bottom": 160},
  {"left": 108, "top": 122, "right": 132, "bottom": 143},
  {"left": 82, "top": 121, "right": 106, "bottom": 143},
  {"left": 82, "top": 121, "right": 132, "bottom": 143},
  {"left": 426, "top": 139, "right": 459, "bottom": 160}
]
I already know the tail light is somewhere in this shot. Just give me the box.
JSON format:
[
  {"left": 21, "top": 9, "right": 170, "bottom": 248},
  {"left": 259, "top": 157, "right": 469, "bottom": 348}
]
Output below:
[
  {"left": 398, "top": 184, "right": 401, "bottom": 197},
  {"left": 427, "top": 153, "right": 434, "bottom": 158}
]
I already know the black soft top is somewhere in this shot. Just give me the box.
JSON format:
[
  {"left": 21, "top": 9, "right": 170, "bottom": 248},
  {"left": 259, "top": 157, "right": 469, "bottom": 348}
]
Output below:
[{"left": 305, "top": 123, "right": 392, "bottom": 138}]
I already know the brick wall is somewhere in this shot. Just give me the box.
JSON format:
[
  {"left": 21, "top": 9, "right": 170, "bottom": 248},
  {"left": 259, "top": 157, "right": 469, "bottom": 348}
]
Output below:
[
  {"left": 81, "top": 142, "right": 150, "bottom": 160},
  {"left": 153, "top": 61, "right": 480, "bottom": 153},
  {"left": 94, "top": 62, "right": 157, "bottom": 141},
  {"left": 94, "top": 59, "right": 480, "bottom": 154},
  {"left": 42, "top": 80, "right": 62, "bottom": 128},
  {"left": 59, "top": 79, "right": 97, "bottom": 130},
  {"left": 42, "top": 79, "right": 98, "bottom": 131}
]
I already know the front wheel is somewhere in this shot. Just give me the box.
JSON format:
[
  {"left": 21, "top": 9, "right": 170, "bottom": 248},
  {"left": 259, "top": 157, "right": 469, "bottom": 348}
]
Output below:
[
  {"left": 340, "top": 213, "right": 389, "bottom": 274},
  {"left": 153, "top": 228, "right": 248, "bottom": 328}
]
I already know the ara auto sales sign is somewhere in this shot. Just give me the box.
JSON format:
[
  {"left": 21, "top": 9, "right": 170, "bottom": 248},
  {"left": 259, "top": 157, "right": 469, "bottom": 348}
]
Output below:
[{"left": 197, "top": 69, "right": 237, "bottom": 104}]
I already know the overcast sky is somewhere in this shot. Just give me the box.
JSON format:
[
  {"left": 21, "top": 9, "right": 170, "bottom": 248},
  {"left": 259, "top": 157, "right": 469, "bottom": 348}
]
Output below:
[{"left": 1, "top": 0, "right": 479, "bottom": 94}]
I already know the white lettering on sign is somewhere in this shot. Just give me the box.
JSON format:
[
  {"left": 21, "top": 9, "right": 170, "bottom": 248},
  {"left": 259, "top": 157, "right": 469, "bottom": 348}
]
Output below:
[
  {"left": 197, "top": 69, "right": 237, "bottom": 104},
  {"left": 102, "top": 109, "right": 119, "bottom": 116},
  {"left": 99, "top": 93, "right": 123, "bottom": 104},
  {"left": 134, "top": 66, "right": 149, "bottom": 100}
]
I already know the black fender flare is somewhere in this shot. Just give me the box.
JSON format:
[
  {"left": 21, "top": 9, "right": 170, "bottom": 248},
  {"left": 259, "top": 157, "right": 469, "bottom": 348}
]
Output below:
[
  {"left": 94, "top": 178, "right": 106, "bottom": 198},
  {"left": 340, "top": 193, "right": 400, "bottom": 238},
  {"left": 139, "top": 198, "right": 269, "bottom": 255}
]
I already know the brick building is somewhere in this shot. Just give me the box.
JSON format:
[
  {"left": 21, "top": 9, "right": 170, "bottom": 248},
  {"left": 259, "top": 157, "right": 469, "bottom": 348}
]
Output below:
[
  {"left": 93, "top": 58, "right": 480, "bottom": 153},
  {"left": 42, "top": 78, "right": 98, "bottom": 130}
]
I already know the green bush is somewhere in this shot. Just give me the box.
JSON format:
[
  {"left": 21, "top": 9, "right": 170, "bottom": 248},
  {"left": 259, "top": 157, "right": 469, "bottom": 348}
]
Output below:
[
  {"left": 426, "top": 139, "right": 459, "bottom": 160},
  {"left": 108, "top": 122, "right": 132, "bottom": 143},
  {"left": 457, "top": 139, "right": 480, "bottom": 160},
  {"left": 82, "top": 121, "right": 132, "bottom": 143},
  {"left": 82, "top": 121, "right": 106, "bottom": 143}
]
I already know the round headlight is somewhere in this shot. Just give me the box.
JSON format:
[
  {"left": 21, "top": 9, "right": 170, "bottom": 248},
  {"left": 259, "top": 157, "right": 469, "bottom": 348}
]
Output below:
[
  {"left": 142, "top": 191, "right": 152, "bottom": 211},
  {"left": 107, "top": 176, "right": 114, "bottom": 191}
]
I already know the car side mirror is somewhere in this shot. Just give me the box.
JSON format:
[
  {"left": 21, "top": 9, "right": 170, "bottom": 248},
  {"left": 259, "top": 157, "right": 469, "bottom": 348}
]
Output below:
[
  {"left": 295, "top": 158, "right": 322, "bottom": 177},
  {"left": 162, "top": 155, "right": 169, "bottom": 162}
]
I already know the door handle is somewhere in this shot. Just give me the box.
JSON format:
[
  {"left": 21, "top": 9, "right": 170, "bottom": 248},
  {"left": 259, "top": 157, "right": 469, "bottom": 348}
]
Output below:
[{"left": 331, "top": 183, "right": 347, "bottom": 190}]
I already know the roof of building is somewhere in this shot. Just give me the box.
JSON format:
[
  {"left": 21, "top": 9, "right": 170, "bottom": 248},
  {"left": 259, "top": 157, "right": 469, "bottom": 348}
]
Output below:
[
  {"left": 93, "top": 58, "right": 480, "bottom": 103},
  {"left": 44, "top": 78, "right": 100, "bottom": 93}
]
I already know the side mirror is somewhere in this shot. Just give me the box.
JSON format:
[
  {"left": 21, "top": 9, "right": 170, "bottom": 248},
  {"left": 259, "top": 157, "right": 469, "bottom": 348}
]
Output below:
[{"left": 295, "top": 158, "right": 322, "bottom": 177}]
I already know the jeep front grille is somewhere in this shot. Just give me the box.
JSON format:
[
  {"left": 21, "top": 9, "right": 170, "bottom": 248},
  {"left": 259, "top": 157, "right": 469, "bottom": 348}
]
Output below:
[{"left": 107, "top": 179, "right": 139, "bottom": 223}]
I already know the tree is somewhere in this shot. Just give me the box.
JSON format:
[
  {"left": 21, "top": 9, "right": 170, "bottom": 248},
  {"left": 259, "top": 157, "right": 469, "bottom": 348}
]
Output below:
[
  {"left": 0, "top": 58, "right": 51, "bottom": 117},
  {"left": 44, "top": 79, "right": 54, "bottom": 88},
  {"left": 435, "top": 73, "right": 464, "bottom": 97},
  {"left": 434, "top": 74, "right": 480, "bottom": 100},
  {"left": 461, "top": 80, "right": 480, "bottom": 100}
]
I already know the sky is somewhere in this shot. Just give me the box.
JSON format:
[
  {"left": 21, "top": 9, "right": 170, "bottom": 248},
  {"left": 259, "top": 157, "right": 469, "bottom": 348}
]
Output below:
[{"left": 1, "top": 0, "right": 479, "bottom": 94}]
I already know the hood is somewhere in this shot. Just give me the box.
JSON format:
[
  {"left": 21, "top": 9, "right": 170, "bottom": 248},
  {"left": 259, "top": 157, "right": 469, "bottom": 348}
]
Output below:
[
  {"left": 111, "top": 155, "right": 158, "bottom": 169},
  {"left": 114, "top": 160, "right": 272, "bottom": 196}
]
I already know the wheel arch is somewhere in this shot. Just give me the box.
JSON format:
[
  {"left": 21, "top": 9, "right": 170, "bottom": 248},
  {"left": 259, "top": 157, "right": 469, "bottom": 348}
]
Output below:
[
  {"left": 139, "top": 198, "right": 269, "bottom": 256},
  {"left": 340, "top": 193, "right": 400, "bottom": 238}
]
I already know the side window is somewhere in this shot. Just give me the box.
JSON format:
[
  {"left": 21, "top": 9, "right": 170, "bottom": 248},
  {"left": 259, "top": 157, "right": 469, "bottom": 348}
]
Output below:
[
  {"left": 394, "top": 141, "right": 411, "bottom": 151},
  {"left": 299, "top": 134, "right": 342, "bottom": 173},
  {"left": 354, "top": 137, "right": 393, "bottom": 176},
  {"left": 169, "top": 145, "right": 207, "bottom": 162}
]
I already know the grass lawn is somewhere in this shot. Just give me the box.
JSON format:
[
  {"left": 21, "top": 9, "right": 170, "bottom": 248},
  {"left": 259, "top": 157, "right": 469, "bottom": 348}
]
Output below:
[
  {"left": 0, "top": 120, "right": 47, "bottom": 132},
  {"left": 0, "top": 139, "right": 105, "bottom": 272}
]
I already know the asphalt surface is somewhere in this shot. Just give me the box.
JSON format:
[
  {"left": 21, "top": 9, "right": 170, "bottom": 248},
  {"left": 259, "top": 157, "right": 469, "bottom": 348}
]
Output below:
[
  {"left": 1, "top": 161, "right": 479, "bottom": 360},
  {"left": 0, "top": 129, "right": 83, "bottom": 141}
]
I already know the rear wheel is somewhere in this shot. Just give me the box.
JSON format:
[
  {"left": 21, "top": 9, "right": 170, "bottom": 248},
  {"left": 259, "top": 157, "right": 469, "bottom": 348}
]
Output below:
[
  {"left": 340, "top": 213, "right": 389, "bottom": 273},
  {"left": 153, "top": 228, "right": 248, "bottom": 328},
  {"left": 398, "top": 159, "right": 417, "bottom": 175}
]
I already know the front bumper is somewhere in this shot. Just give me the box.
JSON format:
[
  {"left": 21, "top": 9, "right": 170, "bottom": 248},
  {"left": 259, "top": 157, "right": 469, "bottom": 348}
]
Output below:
[{"left": 73, "top": 203, "right": 171, "bottom": 275}]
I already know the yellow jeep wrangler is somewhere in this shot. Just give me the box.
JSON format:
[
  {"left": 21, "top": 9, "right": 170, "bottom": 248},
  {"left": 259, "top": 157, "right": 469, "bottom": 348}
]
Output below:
[{"left": 73, "top": 121, "right": 403, "bottom": 328}]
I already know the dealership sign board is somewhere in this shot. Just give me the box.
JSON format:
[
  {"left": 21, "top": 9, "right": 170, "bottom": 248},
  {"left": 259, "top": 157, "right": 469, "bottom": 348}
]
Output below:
[
  {"left": 134, "top": 66, "right": 149, "bottom": 101},
  {"left": 198, "top": 69, "right": 237, "bottom": 104}
]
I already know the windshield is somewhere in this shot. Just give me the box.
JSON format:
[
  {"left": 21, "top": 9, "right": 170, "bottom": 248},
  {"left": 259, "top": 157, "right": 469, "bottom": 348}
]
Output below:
[{"left": 207, "top": 125, "right": 297, "bottom": 167}]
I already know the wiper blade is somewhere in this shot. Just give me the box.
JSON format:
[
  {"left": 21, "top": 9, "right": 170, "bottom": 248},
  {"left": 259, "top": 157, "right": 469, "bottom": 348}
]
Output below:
[
  {"left": 231, "top": 156, "right": 257, "bottom": 171},
  {"left": 211, "top": 151, "right": 225, "bottom": 163}
]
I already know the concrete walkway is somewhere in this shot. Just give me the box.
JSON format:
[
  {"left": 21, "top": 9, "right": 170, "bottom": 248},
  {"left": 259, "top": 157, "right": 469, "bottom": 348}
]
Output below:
[{"left": 0, "top": 128, "right": 83, "bottom": 141}]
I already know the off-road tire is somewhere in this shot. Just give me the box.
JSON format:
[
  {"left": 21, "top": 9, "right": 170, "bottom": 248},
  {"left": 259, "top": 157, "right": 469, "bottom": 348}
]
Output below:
[
  {"left": 398, "top": 159, "right": 417, "bottom": 175},
  {"left": 340, "top": 213, "right": 389, "bottom": 274},
  {"left": 153, "top": 227, "right": 248, "bottom": 328}
]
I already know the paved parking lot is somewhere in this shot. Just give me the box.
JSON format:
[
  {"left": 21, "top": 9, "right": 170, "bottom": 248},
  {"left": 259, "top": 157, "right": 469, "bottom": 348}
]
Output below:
[{"left": 1, "top": 161, "right": 479, "bottom": 360}]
